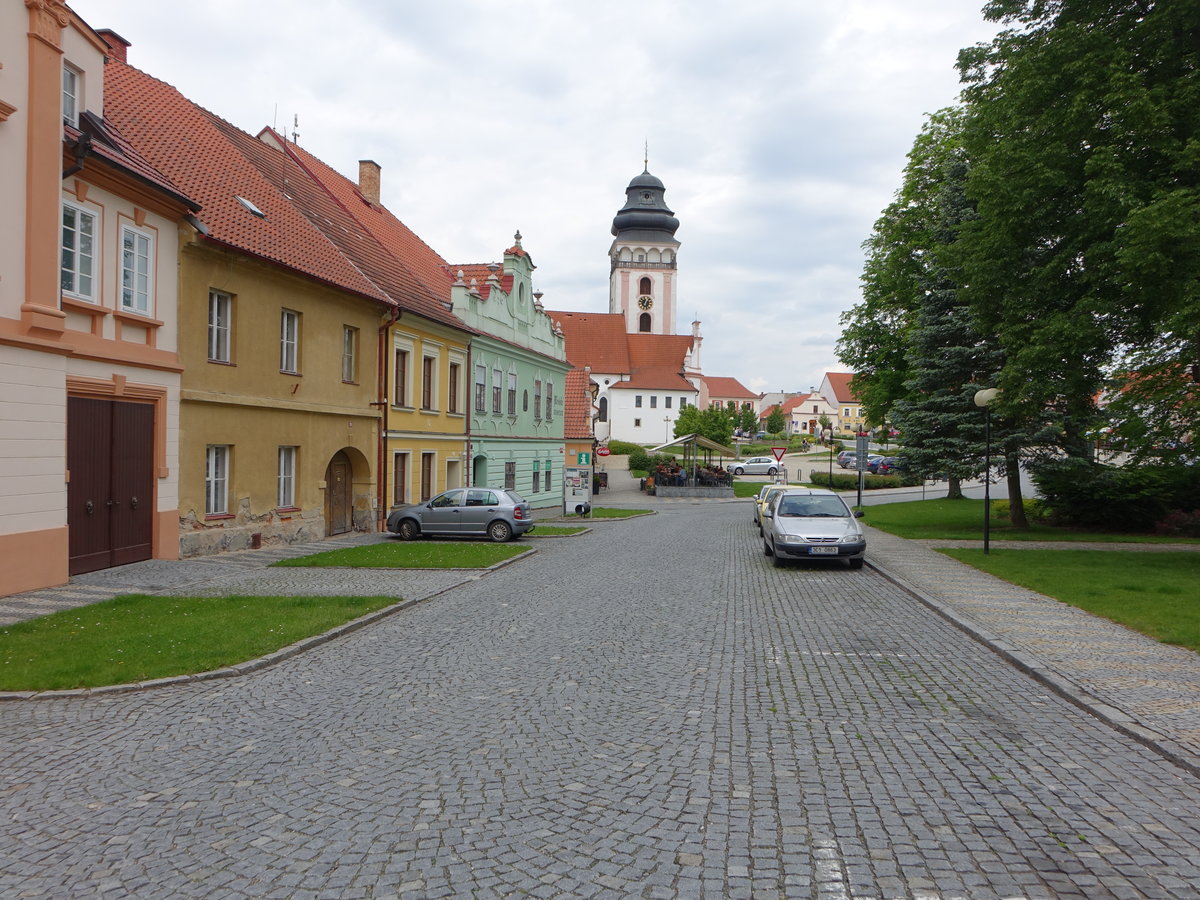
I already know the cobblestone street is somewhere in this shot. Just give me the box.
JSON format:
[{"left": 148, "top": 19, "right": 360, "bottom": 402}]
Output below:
[{"left": 2, "top": 500, "right": 1199, "bottom": 899}]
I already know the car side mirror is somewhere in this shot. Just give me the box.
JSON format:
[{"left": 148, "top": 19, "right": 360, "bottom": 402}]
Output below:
[{"left": 854, "top": 510, "right": 864, "bottom": 518}]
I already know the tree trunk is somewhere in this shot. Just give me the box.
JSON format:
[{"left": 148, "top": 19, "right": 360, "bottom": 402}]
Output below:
[
  {"left": 1005, "top": 456, "right": 1028, "bottom": 528},
  {"left": 946, "top": 474, "right": 964, "bottom": 499}
]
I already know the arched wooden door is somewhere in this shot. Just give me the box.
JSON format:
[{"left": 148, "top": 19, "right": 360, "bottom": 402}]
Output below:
[{"left": 325, "top": 451, "right": 353, "bottom": 535}]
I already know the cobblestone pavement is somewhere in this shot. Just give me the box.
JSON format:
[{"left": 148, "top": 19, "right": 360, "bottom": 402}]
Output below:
[{"left": 2, "top": 499, "right": 1200, "bottom": 898}]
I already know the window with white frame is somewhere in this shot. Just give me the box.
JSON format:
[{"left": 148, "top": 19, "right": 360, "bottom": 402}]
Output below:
[
  {"left": 395, "top": 347, "right": 411, "bottom": 407},
  {"left": 120, "top": 225, "right": 153, "bottom": 315},
  {"left": 650, "top": 395, "right": 657, "bottom": 409},
  {"left": 61, "top": 201, "right": 96, "bottom": 300},
  {"left": 635, "top": 395, "right": 643, "bottom": 408},
  {"left": 393, "top": 452, "right": 409, "bottom": 506},
  {"left": 205, "top": 445, "right": 230, "bottom": 515},
  {"left": 420, "top": 453, "right": 435, "bottom": 501},
  {"left": 62, "top": 64, "right": 79, "bottom": 127},
  {"left": 474, "top": 364, "right": 486, "bottom": 413},
  {"left": 342, "top": 327, "right": 358, "bottom": 383},
  {"left": 421, "top": 355, "right": 437, "bottom": 410},
  {"left": 208, "top": 290, "right": 232, "bottom": 362},
  {"left": 277, "top": 446, "right": 297, "bottom": 508},
  {"left": 448, "top": 361, "right": 462, "bottom": 414},
  {"left": 665, "top": 396, "right": 672, "bottom": 408},
  {"left": 280, "top": 309, "right": 300, "bottom": 373},
  {"left": 507, "top": 372, "right": 517, "bottom": 415}
]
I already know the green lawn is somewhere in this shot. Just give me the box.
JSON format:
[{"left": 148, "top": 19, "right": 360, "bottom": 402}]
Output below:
[
  {"left": 272, "top": 541, "right": 530, "bottom": 568},
  {"left": 528, "top": 525, "right": 587, "bottom": 536},
  {"left": 0, "top": 595, "right": 396, "bottom": 691},
  {"left": 863, "top": 498, "right": 1199, "bottom": 543},
  {"left": 587, "top": 508, "right": 654, "bottom": 519},
  {"left": 939, "top": 549, "right": 1200, "bottom": 653}
]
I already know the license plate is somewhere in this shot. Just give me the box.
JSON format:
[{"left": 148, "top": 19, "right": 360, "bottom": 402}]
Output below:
[{"left": 808, "top": 546, "right": 839, "bottom": 555}]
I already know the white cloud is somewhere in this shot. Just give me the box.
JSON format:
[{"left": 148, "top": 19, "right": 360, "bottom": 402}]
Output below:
[{"left": 72, "top": 0, "right": 1001, "bottom": 396}]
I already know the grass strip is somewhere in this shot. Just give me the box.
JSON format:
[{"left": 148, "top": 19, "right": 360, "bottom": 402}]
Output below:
[
  {"left": 939, "top": 548, "right": 1200, "bottom": 653},
  {"left": 585, "top": 508, "right": 654, "bottom": 519},
  {"left": 272, "top": 541, "right": 529, "bottom": 568},
  {"left": 864, "top": 498, "right": 1199, "bottom": 543},
  {"left": 0, "top": 595, "right": 396, "bottom": 691},
  {"left": 527, "top": 525, "right": 587, "bottom": 536}
]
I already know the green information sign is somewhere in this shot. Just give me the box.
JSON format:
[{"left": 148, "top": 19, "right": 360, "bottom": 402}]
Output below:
[{"left": 577, "top": 452, "right": 591, "bottom": 465}]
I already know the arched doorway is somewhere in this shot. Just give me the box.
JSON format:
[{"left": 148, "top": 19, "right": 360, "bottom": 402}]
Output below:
[
  {"left": 325, "top": 450, "right": 353, "bottom": 535},
  {"left": 472, "top": 454, "right": 488, "bottom": 488}
]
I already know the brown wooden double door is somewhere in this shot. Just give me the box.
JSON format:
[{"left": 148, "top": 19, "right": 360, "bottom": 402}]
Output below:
[{"left": 67, "top": 397, "right": 155, "bottom": 575}]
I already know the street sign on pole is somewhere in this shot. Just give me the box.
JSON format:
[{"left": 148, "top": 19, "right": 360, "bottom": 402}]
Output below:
[{"left": 771, "top": 446, "right": 787, "bottom": 462}]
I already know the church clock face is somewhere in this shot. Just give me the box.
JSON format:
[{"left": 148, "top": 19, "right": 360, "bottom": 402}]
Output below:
[{"left": 637, "top": 295, "right": 653, "bottom": 310}]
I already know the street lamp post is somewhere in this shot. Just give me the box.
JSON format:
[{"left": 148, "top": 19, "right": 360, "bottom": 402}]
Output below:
[{"left": 973, "top": 388, "right": 1001, "bottom": 555}]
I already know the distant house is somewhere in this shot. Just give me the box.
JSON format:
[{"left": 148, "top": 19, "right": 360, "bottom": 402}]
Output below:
[
  {"left": 819, "top": 372, "right": 866, "bottom": 434},
  {"left": 704, "top": 376, "right": 760, "bottom": 416}
]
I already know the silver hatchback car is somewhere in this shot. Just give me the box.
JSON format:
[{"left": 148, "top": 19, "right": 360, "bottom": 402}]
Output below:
[
  {"left": 761, "top": 488, "right": 866, "bottom": 569},
  {"left": 732, "top": 456, "right": 779, "bottom": 476},
  {"left": 387, "top": 487, "right": 533, "bottom": 542}
]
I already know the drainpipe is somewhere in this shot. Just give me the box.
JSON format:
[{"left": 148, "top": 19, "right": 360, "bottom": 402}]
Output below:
[{"left": 374, "top": 306, "right": 400, "bottom": 530}]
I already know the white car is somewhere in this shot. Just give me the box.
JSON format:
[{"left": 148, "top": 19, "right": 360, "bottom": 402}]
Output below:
[
  {"left": 761, "top": 488, "right": 866, "bottom": 569},
  {"left": 732, "top": 456, "right": 779, "bottom": 476}
]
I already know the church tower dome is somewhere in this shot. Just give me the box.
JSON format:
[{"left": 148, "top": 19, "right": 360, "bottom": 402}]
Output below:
[
  {"left": 611, "top": 169, "right": 680, "bottom": 241},
  {"left": 609, "top": 167, "right": 681, "bottom": 335}
]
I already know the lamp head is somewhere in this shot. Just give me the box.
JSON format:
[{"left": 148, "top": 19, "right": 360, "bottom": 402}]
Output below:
[{"left": 973, "top": 387, "right": 1001, "bottom": 408}]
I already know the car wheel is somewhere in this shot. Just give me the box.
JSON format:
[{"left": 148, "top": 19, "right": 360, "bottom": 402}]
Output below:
[
  {"left": 397, "top": 519, "right": 419, "bottom": 541},
  {"left": 733, "top": 466, "right": 744, "bottom": 475},
  {"left": 767, "top": 467, "right": 777, "bottom": 476},
  {"left": 771, "top": 543, "right": 785, "bottom": 567},
  {"left": 488, "top": 520, "right": 513, "bottom": 543},
  {"left": 763, "top": 538, "right": 772, "bottom": 556},
  {"left": 848, "top": 557, "right": 864, "bottom": 570}
]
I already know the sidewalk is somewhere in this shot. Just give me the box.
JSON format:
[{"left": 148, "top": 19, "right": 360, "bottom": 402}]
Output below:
[{"left": 864, "top": 526, "right": 1200, "bottom": 778}]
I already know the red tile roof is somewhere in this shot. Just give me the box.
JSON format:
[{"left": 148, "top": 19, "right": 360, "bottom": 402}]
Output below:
[
  {"left": 103, "top": 61, "right": 391, "bottom": 303},
  {"left": 450, "top": 263, "right": 514, "bottom": 300},
  {"left": 562, "top": 368, "right": 595, "bottom": 440},
  {"left": 276, "top": 135, "right": 456, "bottom": 304},
  {"left": 550, "top": 311, "right": 633, "bottom": 373},
  {"left": 67, "top": 113, "right": 198, "bottom": 212},
  {"left": 824, "top": 372, "right": 860, "bottom": 403},
  {"left": 703, "top": 376, "right": 759, "bottom": 400}
]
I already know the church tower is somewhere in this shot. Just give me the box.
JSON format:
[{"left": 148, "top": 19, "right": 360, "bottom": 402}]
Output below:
[{"left": 609, "top": 167, "right": 681, "bottom": 335}]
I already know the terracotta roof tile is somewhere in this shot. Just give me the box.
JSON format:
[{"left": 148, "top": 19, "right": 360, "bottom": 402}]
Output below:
[
  {"left": 549, "top": 311, "right": 632, "bottom": 372},
  {"left": 703, "top": 376, "right": 759, "bottom": 400},
  {"left": 103, "top": 61, "right": 389, "bottom": 303},
  {"left": 824, "top": 372, "right": 860, "bottom": 402},
  {"left": 562, "top": 368, "right": 595, "bottom": 440},
  {"left": 67, "top": 113, "right": 198, "bottom": 212},
  {"left": 278, "top": 138, "right": 456, "bottom": 303}
]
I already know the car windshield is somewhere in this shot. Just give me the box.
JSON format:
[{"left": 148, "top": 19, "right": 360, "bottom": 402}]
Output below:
[{"left": 777, "top": 496, "right": 849, "bottom": 518}]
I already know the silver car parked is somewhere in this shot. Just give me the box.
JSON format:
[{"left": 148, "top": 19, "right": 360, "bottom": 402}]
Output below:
[
  {"left": 732, "top": 456, "right": 779, "bottom": 476},
  {"left": 760, "top": 488, "right": 866, "bottom": 569},
  {"left": 387, "top": 487, "right": 533, "bottom": 542}
]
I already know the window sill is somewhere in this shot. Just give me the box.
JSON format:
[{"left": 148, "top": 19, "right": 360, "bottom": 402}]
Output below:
[
  {"left": 114, "top": 308, "right": 164, "bottom": 328},
  {"left": 276, "top": 506, "right": 300, "bottom": 517},
  {"left": 280, "top": 370, "right": 302, "bottom": 377},
  {"left": 208, "top": 358, "right": 236, "bottom": 366},
  {"left": 61, "top": 294, "right": 107, "bottom": 316},
  {"left": 204, "top": 513, "right": 234, "bottom": 522}
]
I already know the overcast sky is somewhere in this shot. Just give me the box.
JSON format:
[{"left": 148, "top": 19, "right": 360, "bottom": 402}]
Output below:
[{"left": 72, "top": 0, "right": 1002, "bottom": 397}]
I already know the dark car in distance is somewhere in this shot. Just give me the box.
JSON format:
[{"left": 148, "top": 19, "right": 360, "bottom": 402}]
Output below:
[{"left": 386, "top": 487, "right": 533, "bottom": 542}]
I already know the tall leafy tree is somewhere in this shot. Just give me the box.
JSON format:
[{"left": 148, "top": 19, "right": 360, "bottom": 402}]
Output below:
[
  {"left": 955, "top": 0, "right": 1200, "bottom": 458},
  {"left": 765, "top": 406, "right": 786, "bottom": 435}
]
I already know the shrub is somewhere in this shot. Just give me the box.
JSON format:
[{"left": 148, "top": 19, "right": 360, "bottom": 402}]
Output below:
[
  {"left": 1154, "top": 509, "right": 1200, "bottom": 538},
  {"left": 1032, "top": 458, "right": 1200, "bottom": 532},
  {"left": 629, "top": 449, "right": 677, "bottom": 472},
  {"left": 809, "top": 469, "right": 902, "bottom": 490}
]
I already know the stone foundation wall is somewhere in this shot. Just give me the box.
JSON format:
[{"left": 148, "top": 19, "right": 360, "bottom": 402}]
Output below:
[{"left": 179, "top": 501, "right": 345, "bottom": 559}]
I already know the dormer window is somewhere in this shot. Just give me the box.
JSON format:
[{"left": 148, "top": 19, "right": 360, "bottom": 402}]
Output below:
[{"left": 62, "top": 64, "right": 79, "bottom": 127}]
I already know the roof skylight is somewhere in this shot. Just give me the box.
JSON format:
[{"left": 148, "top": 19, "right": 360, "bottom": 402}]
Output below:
[{"left": 235, "top": 195, "right": 266, "bottom": 218}]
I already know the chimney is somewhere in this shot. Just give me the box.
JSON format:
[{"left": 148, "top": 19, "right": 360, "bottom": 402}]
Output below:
[
  {"left": 358, "top": 160, "right": 381, "bottom": 205},
  {"left": 97, "top": 30, "right": 130, "bottom": 64}
]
